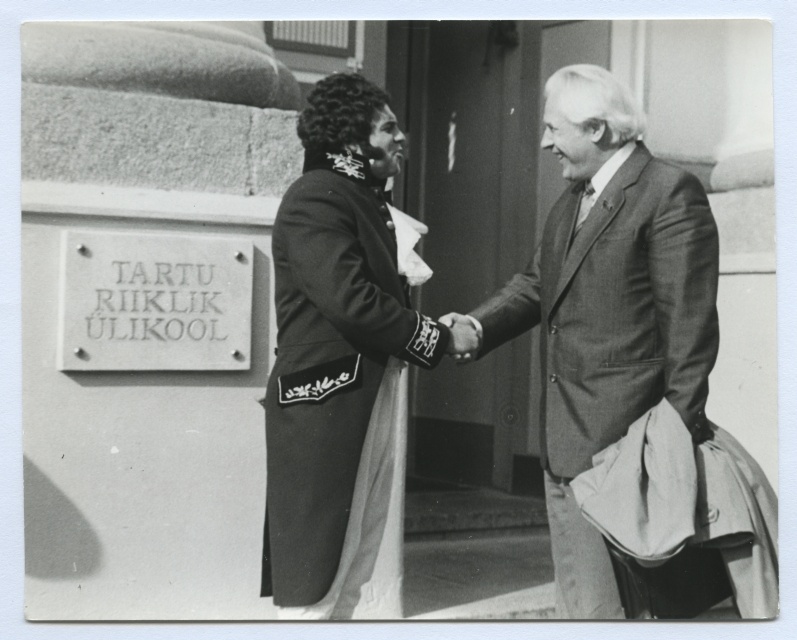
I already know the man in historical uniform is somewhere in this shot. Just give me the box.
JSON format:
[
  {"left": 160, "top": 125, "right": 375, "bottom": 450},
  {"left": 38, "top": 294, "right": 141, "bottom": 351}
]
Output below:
[{"left": 261, "top": 72, "right": 477, "bottom": 619}]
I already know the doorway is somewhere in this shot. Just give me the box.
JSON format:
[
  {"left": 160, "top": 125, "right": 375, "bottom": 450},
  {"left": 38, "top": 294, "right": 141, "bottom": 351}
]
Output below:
[{"left": 387, "top": 20, "right": 611, "bottom": 496}]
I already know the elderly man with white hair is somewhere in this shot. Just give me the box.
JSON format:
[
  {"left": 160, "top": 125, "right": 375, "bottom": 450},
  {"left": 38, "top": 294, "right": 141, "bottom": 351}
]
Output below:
[{"left": 442, "top": 64, "right": 720, "bottom": 618}]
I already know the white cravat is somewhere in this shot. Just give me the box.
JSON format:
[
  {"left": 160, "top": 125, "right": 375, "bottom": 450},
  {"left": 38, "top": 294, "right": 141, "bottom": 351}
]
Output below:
[{"left": 386, "top": 204, "right": 433, "bottom": 286}]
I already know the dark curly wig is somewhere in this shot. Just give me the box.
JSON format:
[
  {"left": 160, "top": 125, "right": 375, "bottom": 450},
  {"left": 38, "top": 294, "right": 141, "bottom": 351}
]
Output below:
[{"left": 297, "top": 73, "right": 391, "bottom": 156}]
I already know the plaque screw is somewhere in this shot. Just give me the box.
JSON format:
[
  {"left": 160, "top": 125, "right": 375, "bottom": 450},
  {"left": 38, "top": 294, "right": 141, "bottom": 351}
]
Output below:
[
  {"left": 73, "top": 347, "right": 86, "bottom": 358},
  {"left": 231, "top": 349, "right": 243, "bottom": 359},
  {"left": 76, "top": 244, "right": 88, "bottom": 255},
  {"left": 234, "top": 251, "right": 245, "bottom": 262}
]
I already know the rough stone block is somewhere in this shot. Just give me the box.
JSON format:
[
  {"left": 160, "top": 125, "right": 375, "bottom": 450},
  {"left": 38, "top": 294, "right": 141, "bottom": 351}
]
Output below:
[
  {"left": 22, "top": 83, "right": 301, "bottom": 197},
  {"left": 22, "top": 22, "right": 301, "bottom": 110},
  {"left": 710, "top": 149, "right": 774, "bottom": 193},
  {"left": 709, "top": 186, "right": 775, "bottom": 257},
  {"left": 250, "top": 108, "right": 304, "bottom": 197}
]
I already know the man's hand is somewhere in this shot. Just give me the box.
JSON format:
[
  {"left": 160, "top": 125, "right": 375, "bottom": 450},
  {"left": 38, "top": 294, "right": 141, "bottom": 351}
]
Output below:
[{"left": 440, "top": 313, "right": 480, "bottom": 362}]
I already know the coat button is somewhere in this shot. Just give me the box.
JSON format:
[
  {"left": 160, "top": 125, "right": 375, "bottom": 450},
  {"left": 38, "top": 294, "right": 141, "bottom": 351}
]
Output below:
[
  {"left": 386, "top": 220, "right": 396, "bottom": 230},
  {"left": 549, "top": 374, "right": 558, "bottom": 383},
  {"left": 549, "top": 325, "right": 559, "bottom": 335}
]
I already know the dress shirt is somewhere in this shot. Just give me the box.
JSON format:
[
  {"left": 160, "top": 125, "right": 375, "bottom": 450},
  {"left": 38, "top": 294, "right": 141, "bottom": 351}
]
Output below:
[{"left": 589, "top": 140, "right": 638, "bottom": 203}]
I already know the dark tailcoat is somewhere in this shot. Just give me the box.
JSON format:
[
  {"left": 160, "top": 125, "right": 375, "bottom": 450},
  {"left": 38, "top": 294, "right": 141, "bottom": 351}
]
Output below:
[
  {"left": 261, "top": 151, "right": 450, "bottom": 607},
  {"left": 470, "top": 143, "right": 720, "bottom": 478}
]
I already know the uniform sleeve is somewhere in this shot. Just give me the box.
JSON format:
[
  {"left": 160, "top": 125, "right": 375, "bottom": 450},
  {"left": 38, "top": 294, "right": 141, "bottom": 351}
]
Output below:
[
  {"left": 468, "top": 242, "right": 543, "bottom": 357},
  {"left": 278, "top": 184, "right": 450, "bottom": 369},
  {"left": 647, "top": 172, "right": 720, "bottom": 441}
]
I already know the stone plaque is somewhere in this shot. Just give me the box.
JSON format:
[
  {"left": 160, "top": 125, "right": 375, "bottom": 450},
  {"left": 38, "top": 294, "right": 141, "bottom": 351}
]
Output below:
[{"left": 57, "top": 230, "right": 253, "bottom": 371}]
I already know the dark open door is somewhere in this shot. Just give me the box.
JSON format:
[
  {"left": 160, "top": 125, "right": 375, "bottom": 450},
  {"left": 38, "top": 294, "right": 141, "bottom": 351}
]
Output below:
[{"left": 388, "top": 20, "right": 611, "bottom": 494}]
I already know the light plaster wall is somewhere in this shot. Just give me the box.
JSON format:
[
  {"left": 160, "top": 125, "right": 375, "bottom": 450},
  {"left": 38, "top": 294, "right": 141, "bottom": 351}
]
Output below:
[
  {"left": 615, "top": 20, "right": 773, "bottom": 165},
  {"left": 707, "top": 185, "right": 777, "bottom": 489},
  {"left": 707, "top": 273, "right": 778, "bottom": 490},
  {"left": 22, "top": 85, "right": 302, "bottom": 619},
  {"left": 643, "top": 20, "right": 729, "bottom": 162},
  {"left": 612, "top": 20, "right": 777, "bottom": 488},
  {"left": 23, "top": 194, "right": 280, "bottom": 620},
  {"left": 714, "top": 20, "right": 774, "bottom": 161},
  {"left": 611, "top": 20, "right": 773, "bottom": 163}
]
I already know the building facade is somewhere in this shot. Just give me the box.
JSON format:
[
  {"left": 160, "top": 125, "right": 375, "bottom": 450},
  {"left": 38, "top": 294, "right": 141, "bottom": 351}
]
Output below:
[{"left": 21, "top": 19, "right": 775, "bottom": 620}]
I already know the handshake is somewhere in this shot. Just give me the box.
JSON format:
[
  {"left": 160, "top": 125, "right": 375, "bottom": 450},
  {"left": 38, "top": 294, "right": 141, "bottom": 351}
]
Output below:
[{"left": 439, "top": 313, "right": 482, "bottom": 362}]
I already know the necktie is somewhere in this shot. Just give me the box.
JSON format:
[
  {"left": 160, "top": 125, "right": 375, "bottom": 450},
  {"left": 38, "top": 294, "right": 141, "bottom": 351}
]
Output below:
[{"left": 574, "top": 180, "right": 596, "bottom": 236}]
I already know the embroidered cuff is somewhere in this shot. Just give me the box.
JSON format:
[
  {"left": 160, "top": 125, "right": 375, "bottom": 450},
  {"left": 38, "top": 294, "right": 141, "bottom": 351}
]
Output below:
[{"left": 399, "top": 312, "right": 449, "bottom": 369}]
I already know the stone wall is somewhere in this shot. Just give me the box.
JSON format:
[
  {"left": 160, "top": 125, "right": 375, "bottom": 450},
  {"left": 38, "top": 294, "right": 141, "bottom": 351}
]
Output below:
[
  {"left": 22, "top": 21, "right": 302, "bottom": 619},
  {"left": 22, "top": 83, "right": 301, "bottom": 196}
]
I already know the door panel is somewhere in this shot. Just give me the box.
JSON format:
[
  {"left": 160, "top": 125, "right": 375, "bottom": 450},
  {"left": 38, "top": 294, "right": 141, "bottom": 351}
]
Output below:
[
  {"left": 403, "top": 20, "right": 611, "bottom": 491},
  {"left": 414, "top": 21, "right": 504, "bottom": 426}
]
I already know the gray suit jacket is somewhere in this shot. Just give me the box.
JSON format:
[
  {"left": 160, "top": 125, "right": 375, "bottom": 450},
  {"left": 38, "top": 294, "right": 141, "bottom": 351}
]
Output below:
[{"left": 470, "top": 143, "right": 719, "bottom": 478}]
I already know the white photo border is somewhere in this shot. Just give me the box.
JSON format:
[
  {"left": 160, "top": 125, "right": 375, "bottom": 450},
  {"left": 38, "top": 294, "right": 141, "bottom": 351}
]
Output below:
[{"left": 2, "top": 1, "right": 794, "bottom": 639}]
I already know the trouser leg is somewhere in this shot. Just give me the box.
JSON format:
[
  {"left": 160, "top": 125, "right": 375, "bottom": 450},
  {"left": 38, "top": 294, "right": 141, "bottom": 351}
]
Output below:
[{"left": 544, "top": 471, "right": 625, "bottom": 619}]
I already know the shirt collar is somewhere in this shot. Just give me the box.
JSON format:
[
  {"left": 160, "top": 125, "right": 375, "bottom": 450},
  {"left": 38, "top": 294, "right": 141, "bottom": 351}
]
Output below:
[
  {"left": 303, "top": 148, "right": 386, "bottom": 191},
  {"left": 588, "top": 140, "right": 638, "bottom": 200}
]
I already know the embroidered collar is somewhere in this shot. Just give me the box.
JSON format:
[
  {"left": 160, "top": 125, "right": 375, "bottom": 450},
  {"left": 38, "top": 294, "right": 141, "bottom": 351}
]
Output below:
[{"left": 303, "top": 149, "right": 387, "bottom": 190}]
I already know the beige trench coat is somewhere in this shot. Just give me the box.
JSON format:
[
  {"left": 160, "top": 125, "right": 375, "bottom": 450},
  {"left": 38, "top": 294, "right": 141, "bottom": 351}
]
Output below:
[{"left": 572, "top": 399, "right": 778, "bottom": 618}]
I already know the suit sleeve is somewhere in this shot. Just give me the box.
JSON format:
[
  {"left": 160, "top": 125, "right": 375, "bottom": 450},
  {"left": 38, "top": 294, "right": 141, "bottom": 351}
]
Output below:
[
  {"left": 277, "top": 185, "right": 450, "bottom": 369},
  {"left": 468, "top": 242, "right": 543, "bottom": 357},
  {"left": 647, "top": 171, "right": 719, "bottom": 441}
]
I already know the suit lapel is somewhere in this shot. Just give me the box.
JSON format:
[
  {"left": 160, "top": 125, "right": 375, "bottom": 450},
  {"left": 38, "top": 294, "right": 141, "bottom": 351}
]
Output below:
[
  {"left": 549, "top": 143, "right": 653, "bottom": 317},
  {"left": 544, "top": 185, "right": 582, "bottom": 295}
]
